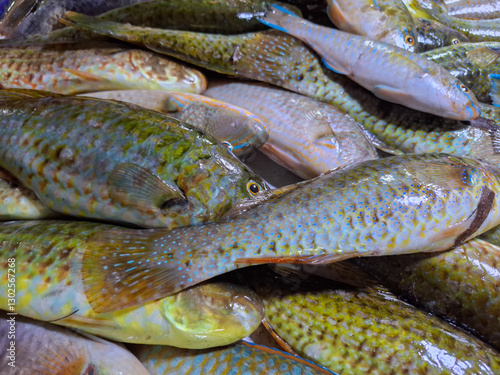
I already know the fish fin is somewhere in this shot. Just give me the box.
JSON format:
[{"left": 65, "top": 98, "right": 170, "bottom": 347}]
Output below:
[
  {"left": 490, "top": 74, "right": 500, "bottom": 107},
  {"left": 0, "top": 88, "right": 63, "bottom": 101},
  {"left": 55, "top": 314, "right": 121, "bottom": 330},
  {"left": 372, "top": 85, "right": 412, "bottom": 103},
  {"left": 108, "top": 163, "right": 187, "bottom": 213},
  {"left": 258, "top": 4, "right": 299, "bottom": 34},
  {"left": 467, "top": 47, "right": 500, "bottom": 68},
  {"left": 261, "top": 318, "right": 299, "bottom": 354},
  {"left": 327, "top": 1, "right": 354, "bottom": 33},
  {"left": 260, "top": 142, "right": 315, "bottom": 179},
  {"left": 235, "top": 253, "right": 359, "bottom": 264},
  {"left": 61, "top": 68, "right": 109, "bottom": 83},
  {"left": 321, "top": 57, "right": 348, "bottom": 75}
]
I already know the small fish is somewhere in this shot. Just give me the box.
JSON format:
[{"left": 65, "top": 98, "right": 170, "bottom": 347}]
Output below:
[
  {"left": 355, "top": 237, "right": 500, "bottom": 351},
  {"left": 326, "top": 0, "right": 418, "bottom": 51},
  {"left": 0, "top": 220, "right": 264, "bottom": 347},
  {"left": 444, "top": 0, "right": 500, "bottom": 20},
  {"left": 204, "top": 80, "right": 378, "bottom": 179},
  {"left": 414, "top": 18, "right": 469, "bottom": 52},
  {"left": 0, "top": 89, "right": 268, "bottom": 228},
  {"left": 82, "top": 90, "right": 269, "bottom": 159},
  {"left": 0, "top": 43, "right": 206, "bottom": 94},
  {"left": 79, "top": 153, "right": 500, "bottom": 312},
  {"left": 0, "top": 313, "right": 150, "bottom": 375},
  {"left": 131, "top": 341, "right": 337, "bottom": 375},
  {"left": 258, "top": 5, "right": 480, "bottom": 120},
  {"left": 247, "top": 266, "right": 500, "bottom": 374}
]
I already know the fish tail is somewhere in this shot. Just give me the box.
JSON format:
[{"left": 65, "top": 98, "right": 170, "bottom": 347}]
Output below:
[{"left": 259, "top": 4, "right": 300, "bottom": 34}]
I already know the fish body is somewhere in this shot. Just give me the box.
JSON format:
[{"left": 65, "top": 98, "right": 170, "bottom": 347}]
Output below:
[
  {"left": 0, "top": 44, "right": 206, "bottom": 94},
  {"left": 326, "top": 0, "right": 417, "bottom": 51},
  {"left": 0, "top": 220, "right": 264, "bottom": 347},
  {"left": 249, "top": 267, "right": 500, "bottom": 374},
  {"left": 80, "top": 153, "right": 500, "bottom": 312},
  {"left": 258, "top": 5, "right": 480, "bottom": 120},
  {"left": 132, "top": 341, "right": 337, "bottom": 375},
  {"left": 444, "top": 0, "right": 500, "bottom": 20},
  {"left": 414, "top": 18, "right": 469, "bottom": 52},
  {"left": 205, "top": 80, "right": 378, "bottom": 179},
  {"left": 0, "top": 314, "right": 150, "bottom": 374},
  {"left": 0, "top": 89, "right": 267, "bottom": 228}
]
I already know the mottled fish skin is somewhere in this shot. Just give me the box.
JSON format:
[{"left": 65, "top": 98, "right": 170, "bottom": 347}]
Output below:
[
  {"left": 131, "top": 341, "right": 337, "bottom": 375},
  {"left": 0, "top": 44, "right": 206, "bottom": 95},
  {"left": 444, "top": 0, "right": 500, "bottom": 20},
  {"left": 248, "top": 267, "right": 500, "bottom": 375},
  {"left": 81, "top": 90, "right": 269, "bottom": 159},
  {"left": 0, "top": 220, "right": 264, "bottom": 347},
  {"left": 355, "top": 237, "right": 500, "bottom": 351},
  {"left": 326, "top": 0, "right": 418, "bottom": 51},
  {"left": 204, "top": 80, "right": 378, "bottom": 179},
  {"left": 0, "top": 89, "right": 267, "bottom": 228},
  {"left": 0, "top": 314, "right": 150, "bottom": 375},
  {"left": 80, "top": 153, "right": 500, "bottom": 313},
  {"left": 414, "top": 18, "right": 469, "bottom": 52},
  {"left": 422, "top": 42, "right": 500, "bottom": 104},
  {"left": 258, "top": 5, "right": 481, "bottom": 121}
]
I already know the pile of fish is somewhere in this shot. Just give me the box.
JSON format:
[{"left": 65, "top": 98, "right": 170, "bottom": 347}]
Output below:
[{"left": 0, "top": 0, "right": 500, "bottom": 373}]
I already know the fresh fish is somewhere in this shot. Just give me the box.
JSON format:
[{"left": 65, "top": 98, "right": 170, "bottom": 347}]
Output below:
[
  {"left": 444, "top": 0, "right": 500, "bottom": 20},
  {"left": 0, "top": 0, "right": 43, "bottom": 36},
  {"left": 131, "top": 341, "right": 337, "bottom": 375},
  {"left": 204, "top": 80, "right": 378, "bottom": 179},
  {"left": 56, "top": 15, "right": 500, "bottom": 163},
  {"left": 248, "top": 266, "right": 500, "bottom": 374},
  {"left": 0, "top": 220, "right": 264, "bottom": 347},
  {"left": 0, "top": 44, "right": 206, "bottom": 94},
  {"left": 414, "top": 18, "right": 469, "bottom": 52},
  {"left": 0, "top": 313, "right": 150, "bottom": 374},
  {"left": 79, "top": 153, "right": 500, "bottom": 313},
  {"left": 355, "top": 237, "right": 500, "bottom": 351},
  {"left": 326, "top": 0, "right": 418, "bottom": 51},
  {"left": 0, "top": 89, "right": 268, "bottom": 228},
  {"left": 82, "top": 90, "right": 269, "bottom": 159},
  {"left": 423, "top": 42, "right": 500, "bottom": 104},
  {"left": 258, "top": 5, "right": 480, "bottom": 120}
]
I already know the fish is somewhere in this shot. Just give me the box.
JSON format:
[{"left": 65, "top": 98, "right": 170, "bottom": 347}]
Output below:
[
  {"left": 258, "top": 5, "right": 480, "bottom": 120},
  {"left": 423, "top": 42, "right": 500, "bottom": 104},
  {"left": 81, "top": 90, "right": 269, "bottom": 159},
  {"left": 247, "top": 266, "right": 500, "bottom": 374},
  {"left": 0, "top": 313, "right": 150, "bottom": 374},
  {"left": 326, "top": 0, "right": 418, "bottom": 51},
  {"left": 0, "top": 89, "right": 268, "bottom": 228},
  {"left": 414, "top": 18, "right": 470, "bottom": 52},
  {"left": 0, "top": 43, "right": 207, "bottom": 94},
  {"left": 56, "top": 14, "right": 500, "bottom": 164},
  {"left": 355, "top": 237, "right": 500, "bottom": 351},
  {"left": 204, "top": 80, "right": 378, "bottom": 179},
  {"left": 131, "top": 341, "right": 337, "bottom": 375},
  {"left": 479, "top": 223, "right": 500, "bottom": 246},
  {"left": 78, "top": 153, "right": 500, "bottom": 313},
  {"left": 444, "top": 0, "right": 500, "bottom": 20},
  {"left": 0, "top": 220, "right": 264, "bottom": 347}
]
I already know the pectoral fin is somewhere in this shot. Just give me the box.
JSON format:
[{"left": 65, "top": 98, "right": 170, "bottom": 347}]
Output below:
[
  {"left": 467, "top": 47, "right": 500, "bottom": 68},
  {"left": 62, "top": 68, "right": 109, "bottom": 83},
  {"left": 372, "top": 84, "right": 413, "bottom": 103},
  {"left": 326, "top": 1, "right": 355, "bottom": 32}
]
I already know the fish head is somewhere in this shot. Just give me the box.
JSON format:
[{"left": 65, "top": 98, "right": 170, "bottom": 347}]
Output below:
[
  {"left": 158, "top": 282, "right": 265, "bottom": 348},
  {"left": 130, "top": 50, "right": 207, "bottom": 94},
  {"left": 389, "top": 28, "right": 417, "bottom": 52},
  {"left": 415, "top": 19, "right": 469, "bottom": 52},
  {"left": 434, "top": 76, "right": 481, "bottom": 120}
]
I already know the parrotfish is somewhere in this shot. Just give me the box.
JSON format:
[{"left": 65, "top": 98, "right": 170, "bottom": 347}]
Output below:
[
  {"left": 81, "top": 90, "right": 269, "bottom": 159},
  {"left": 0, "top": 43, "right": 206, "bottom": 94},
  {"left": 355, "top": 237, "right": 500, "bottom": 351},
  {"left": 204, "top": 80, "right": 378, "bottom": 179},
  {"left": 326, "top": 0, "right": 418, "bottom": 51},
  {"left": 0, "top": 220, "right": 264, "bottom": 347},
  {"left": 444, "top": 0, "right": 500, "bottom": 20},
  {"left": 258, "top": 5, "right": 480, "bottom": 120},
  {"left": 0, "top": 314, "right": 150, "bottom": 374},
  {"left": 131, "top": 341, "right": 337, "bottom": 375},
  {"left": 247, "top": 266, "right": 500, "bottom": 374},
  {"left": 414, "top": 18, "right": 469, "bottom": 52},
  {"left": 79, "top": 153, "right": 500, "bottom": 313}
]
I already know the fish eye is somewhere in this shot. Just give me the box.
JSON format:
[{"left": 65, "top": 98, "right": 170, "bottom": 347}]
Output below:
[
  {"left": 246, "top": 181, "right": 262, "bottom": 196},
  {"left": 405, "top": 35, "right": 415, "bottom": 46},
  {"left": 221, "top": 141, "right": 233, "bottom": 152},
  {"left": 459, "top": 84, "right": 470, "bottom": 94},
  {"left": 452, "top": 38, "right": 460, "bottom": 44}
]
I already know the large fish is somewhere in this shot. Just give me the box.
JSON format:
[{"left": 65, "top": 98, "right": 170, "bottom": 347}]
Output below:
[
  {"left": 79, "top": 153, "right": 500, "bottom": 312},
  {"left": 0, "top": 314, "right": 150, "bottom": 374},
  {"left": 0, "top": 220, "right": 264, "bottom": 347},
  {"left": 0, "top": 89, "right": 267, "bottom": 228},
  {"left": 0, "top": 43, "right": 206, "bottom": 94}
]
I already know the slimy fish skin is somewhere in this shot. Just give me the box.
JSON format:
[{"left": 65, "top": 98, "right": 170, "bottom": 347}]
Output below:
[
  {"left": 444, "top": 0, "right": 500, "bottom": 20},
  {"left": 80, "top": 153, "right": 500, "bottom": 313}
]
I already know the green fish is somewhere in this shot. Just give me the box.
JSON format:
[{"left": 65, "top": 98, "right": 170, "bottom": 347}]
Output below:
[
  {"left": 0, "top": 220, "right": 264, "bottom": 347},
  {"left": 0, "top": 314, "right": 150, "bottom": 374},
  {"left": 0, "top": 43, "right": 207, "bottom": 95},
  {"left": 79, "top": 153, "right": 500, "bottom": 313},
  {"left": 414, "top": 18, "right": 469, "bottom": 52},
  {"left": 131, "top": 341, "right": 337, "bottom": 375},
  {"left": 247, "top": 266, "right": 500, "bottom": 374},
  {"left": 57, "top": 14, "right": 500, "bottom": 164},
  {"left": 82, "top": 90, "right": 269, "bottom": 159},
  {"left": 355, "top": 237, "right": 500, "bottom": 351},
  {"left": 444, "top": 0, "right": 500, "bottom": 20},
  {"left": 0, "top": 89, "right": 267, "bottom": 228}
]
